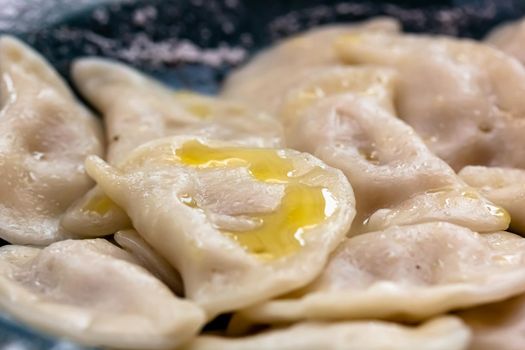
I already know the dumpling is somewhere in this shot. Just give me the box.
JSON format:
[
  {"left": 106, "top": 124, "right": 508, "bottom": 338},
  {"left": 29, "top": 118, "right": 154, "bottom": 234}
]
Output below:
[
  {"left": 0, "top": 239, "right": 205, "bottom": 349},
  {"left": 183, "top": 317, "right": 470, "bottom": 350},
  {"left": 280, "top": 67, "right": 508, "bottom": 234},
  {"left": 72, "top": 58, "right": 282, "bottom": 163},
  {"left": 459, "top": 166, "right": 525, "bottom": 235},
  {"left": 115, "top": 229, "right": 184, "bottom": 296},
  {"left": 486, "top": 18, "right": 525, "bottom": 65},
  {"left": 458, "top": 294, "right": 525, "bottom": 350},
  {"left": 85, "top": 136, "right": 355, "bottom": 319},
  {"left": 0, "top": 36, "right": 104, "bottom": 245},
  {"left": 62, "top": 58, "right": 283, "bottom": 238},
  {"left": 234, "top": 222, "right": 525, "bottom": 325},
  {"left": 336, "top": 32, "right": 525, "bottom": 171},
  {"left": 221, "top": 17, "right": 400, "bottom": 114}
]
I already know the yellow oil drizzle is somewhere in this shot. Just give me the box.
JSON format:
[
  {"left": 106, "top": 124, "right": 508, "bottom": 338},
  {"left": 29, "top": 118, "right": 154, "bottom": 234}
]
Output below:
[{"left": 176, "top": 140, "right": 335, "bottom": 259}]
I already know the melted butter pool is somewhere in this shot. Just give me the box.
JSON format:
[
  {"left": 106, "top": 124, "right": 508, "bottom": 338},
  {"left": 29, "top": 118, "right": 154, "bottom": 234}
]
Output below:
[{"left": 176, "top": 140, "right": 336, "bottom": 259}]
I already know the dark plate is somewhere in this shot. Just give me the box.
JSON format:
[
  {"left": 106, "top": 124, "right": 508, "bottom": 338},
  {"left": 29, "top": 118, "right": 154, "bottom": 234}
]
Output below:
[{"left": 0, "top": 0, "right": 524, "bottom": 348}]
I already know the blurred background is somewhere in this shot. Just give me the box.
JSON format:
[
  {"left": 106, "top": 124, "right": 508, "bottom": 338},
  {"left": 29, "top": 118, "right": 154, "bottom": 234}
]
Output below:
[{"left": 0, "top": 0, "right": 525, "bottom": 348}]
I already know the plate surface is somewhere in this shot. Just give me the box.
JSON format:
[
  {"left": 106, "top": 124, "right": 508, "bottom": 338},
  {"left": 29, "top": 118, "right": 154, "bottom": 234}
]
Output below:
[{"left": 0, "top": 0, "right": 525, "bottom": 348}]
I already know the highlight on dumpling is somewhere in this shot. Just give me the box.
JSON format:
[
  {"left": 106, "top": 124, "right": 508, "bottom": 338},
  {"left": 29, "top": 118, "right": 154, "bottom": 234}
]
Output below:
[
  {"left": 85, "top": 136, "right": 355, "bottom": 318},
  {"left": 4, "top": 12, "right": 525, "bottom": 350}
]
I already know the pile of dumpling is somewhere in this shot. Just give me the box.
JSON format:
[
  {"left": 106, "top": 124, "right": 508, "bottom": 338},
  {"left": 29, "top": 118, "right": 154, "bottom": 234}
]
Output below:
[{"left": 4, "top": 15, "right": 525, "bottom": 350}]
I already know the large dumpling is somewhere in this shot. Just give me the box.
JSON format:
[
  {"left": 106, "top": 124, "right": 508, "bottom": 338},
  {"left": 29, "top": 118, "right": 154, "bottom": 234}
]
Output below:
[
  {"left": 62, "top": 58, "right": 282, "bottom": 238},
  {"left": 280, "top": 67, "right": 508, "bottom": 234},
  {"left": 458, "top": 294, "right": 525, "bottom": 350},
  {"left": 486, "top": 17, "right": 525, "bottom": 65},
  {"left": 459, "top": 166, "right": 525, "bottom": 235},
  {"left": 0, "top": 239, "right": 205, "bottom": 349},
  {"left": 234, "top": 222, "right": 525, "bottom": 326},
  {"left": 85, "top": 136, "right": 355, "bottom": 319},
  {"left": 0, "top": 36, "right": 104, "bottom": 244},
  {"left": 221, "top": 17, "right": 400, "bottom": 114},
  {"left": 183, "top": 317, "right": 470, "bottom": 350},
  {"left": 336, "top": 32, "right": 525, "bottom": 171}
]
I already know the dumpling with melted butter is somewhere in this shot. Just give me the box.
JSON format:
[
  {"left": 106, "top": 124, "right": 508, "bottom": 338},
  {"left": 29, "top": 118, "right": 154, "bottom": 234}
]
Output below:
[
  {"left": 221, "top": 17, "right": 400, "bottom": 114},
  {"left": 459, "top": 166, "right": 525, "bottom": 235},
  {"left": 0, "top": 36, "right": 104, "bottom": 245},
  {"left": 486, "top": 17, "right": 525, "bottom": 65},
  {"left": 0, "top": 239, "right": 205, "bottom": 349},
  {"left": 85, "top": 136, "right": 355, "bottom": 319},
  {"left": 234, "top": 222, "right": 525, "bottom": 326},
  {"left": 336, "top": 32, "right": 525, "bottom": 171},
  {"left": 280, "top": 67, "right": 509, "bottom": 234},
  {"left": 183, "top": 317, "right": 470, "bottom": 350},
  {"left": 62, "top": 58, "right": 282, "bottom": 238}
]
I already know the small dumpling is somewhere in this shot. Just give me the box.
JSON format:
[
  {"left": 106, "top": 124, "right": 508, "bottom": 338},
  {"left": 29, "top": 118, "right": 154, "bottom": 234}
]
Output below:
[
  {"left": 281, "top": 67, "right": 508, "bottom": 234},
  {"left": 234, "top": 222, "right": 525, "bottom": 325},
  {"left": 183, "top": 317, "right": 470, "bottom": 350},
  {"left": 85, "top": 136, "right": 355, "bottom": 319},
  {"left": 221, "top": 17, "right": 400, "bottom": 114},
  {"left": 486, "top": 18, "right": 525, "bottom": 65},
  {"left": 62, "top": 58, "right": 283, "bottom": 238},
  {"left": 458, "top": 294, "right": 525, "bottom": 350},
  {"left": 336, "top": 32, "right": 525, "bottom": 171},
  {"left": 0, "top": 239, "right": 205, "bottom": 349},
  {"left": 0, "top": 36, "right": 104, "bottom": 245},
  {"left": 115, "top": 229, "right": 183, "bottom": 295},
  {"left": 459, "top": 166, "right": 525, "bottom": 235}
]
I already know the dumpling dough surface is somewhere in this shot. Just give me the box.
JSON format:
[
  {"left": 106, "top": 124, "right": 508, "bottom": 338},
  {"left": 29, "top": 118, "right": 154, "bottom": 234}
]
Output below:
[
  {"left": 85, "top": 136, "right": 355, "bottom": 319},
  {"left": 0, "top": 36, "right": 104, "bottom": 245},
  {"left": 0, "top": 239, "right": 205, "bottom": 349},
  {"left": 221, "top": 17, "right": 400, "bottom": 114},
  {"left": 459, "top": 166, "right": 525, "bottom": 235},
  {"left": 486, "top": 18, "right": 525, "bottom": 65},
  {"left": 235, "top": 222, "right": 525, "bottom": 325},
  {"left": 281, "top": 67, "right": 509, "bottom": 234},
  {"left": 336, "top": 32, "right": 525, "bottom": 171},
  {"left": 183, "top": 317, "right": 470, "bottom": 350},
  {"left": 62, "top": 58, "right": 283, "bottom": 238},
  {"left": 458, "top": 294, "right": 525, "bottom": 350}
]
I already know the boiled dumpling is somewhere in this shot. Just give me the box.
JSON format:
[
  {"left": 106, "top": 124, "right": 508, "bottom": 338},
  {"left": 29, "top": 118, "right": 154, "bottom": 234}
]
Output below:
[
  {"left": 458, "top": 294, "right": 525, "bottom": 350},
  {"left": 281, "top": 67, "right": 508, "bottom": 234},
  {"left": 115, "top": 229, "right": 183, "bottom": 295},
  {"left": 183, "top": 317, "right": 470, "bottom": 350},
  {"left": 221, "top": 17, "right": 400, "bottom": 114},
  {"left": 0, "top": 36, "right": 104, "bottom": 245},
  {"left": 486, "top": 17, "right": 525, "bottom": 65},
  {"left": 336, "top": 32, "right": 525, "bottom": 171},
  {"left": 459, "top": 166, "right": 525, "bottom": 235},
  {"left": 234, "top": 222, "right": 525, "bottom": 325},
  {"left": 0, "top": 239, "right": 205, "bottom": 349},
  {"left": 72, "top": 58, "right": 282, "bottom": 162},
  {"left": 85, "top": 136, "right": 355, "bottom": 319},
  {"left": 62, "top": 58, "right": 283, "bottom": 238}
]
